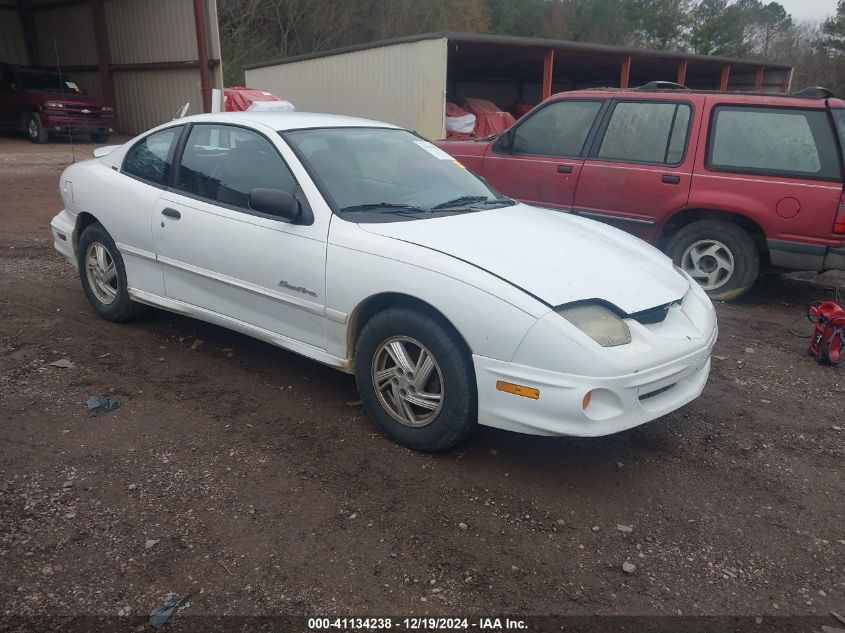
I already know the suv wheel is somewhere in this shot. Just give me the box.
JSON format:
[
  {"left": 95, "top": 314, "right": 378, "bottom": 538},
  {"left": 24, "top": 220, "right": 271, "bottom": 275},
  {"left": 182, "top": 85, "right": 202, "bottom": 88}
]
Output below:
[
  {"left": 667, "top": 220, "right": 759, "bottom": 301},
  {"left": 26, "top": 113, "right": 48, "bottom": 143},
  {"left": 354, "top": 308, "right": 476, "bottom": 452}
]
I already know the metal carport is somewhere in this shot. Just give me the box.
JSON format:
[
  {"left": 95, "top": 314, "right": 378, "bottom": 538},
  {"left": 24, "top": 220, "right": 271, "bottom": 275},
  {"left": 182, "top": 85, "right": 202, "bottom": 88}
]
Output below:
[{"left": 0, "top": 0, "right": 222, "bottom": 134}]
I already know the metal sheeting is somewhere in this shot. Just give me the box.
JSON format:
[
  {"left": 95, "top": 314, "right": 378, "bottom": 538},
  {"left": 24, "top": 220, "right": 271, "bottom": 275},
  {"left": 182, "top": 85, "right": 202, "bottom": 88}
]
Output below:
[
  {"left": 106, "top": 0, "right": 199, "bottom": 65},
  {"left": 247, "top": 38, "right": 448, "bottom": 140},
  {"left": 113, "top": 68, "right": 203, "bottom": 134},
  {"left": 0, "top": 10, "right": 28, "bottom": 65},
  {"left": 32, "top": 3, "right": 97, "bottom": 66}
]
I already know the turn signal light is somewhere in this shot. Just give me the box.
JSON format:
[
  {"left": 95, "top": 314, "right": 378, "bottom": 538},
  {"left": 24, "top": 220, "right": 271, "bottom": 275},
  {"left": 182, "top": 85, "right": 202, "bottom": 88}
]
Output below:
[
  {"left": 834, "top": 192, "right": 845, "bottom": 235},
  {"left": 582, "top": 390, "right": 593, "bottom": 410},
  {"left": 496, "top": 381, "right": 539, "bottom": 399}
]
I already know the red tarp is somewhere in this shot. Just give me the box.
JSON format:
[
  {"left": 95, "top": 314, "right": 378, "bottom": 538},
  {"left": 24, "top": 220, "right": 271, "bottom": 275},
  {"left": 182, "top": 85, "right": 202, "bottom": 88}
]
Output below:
[
  {"left": 223, "top": 87, "right": 284, "bottom": 112},
  {"left": 463, "top": 98, "right": 516, "bottom": 137},
  {"left": 445, "top": 102, "right": 475, "bottom": 140},
  {"left": 508, "top": 103, "right": 534, "bottom": 120}
]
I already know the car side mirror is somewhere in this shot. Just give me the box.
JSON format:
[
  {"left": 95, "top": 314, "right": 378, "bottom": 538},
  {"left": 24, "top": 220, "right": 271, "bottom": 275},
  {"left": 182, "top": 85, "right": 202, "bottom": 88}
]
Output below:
[{"left": 249, "top": 188, "right": 301, "bottom": 222}]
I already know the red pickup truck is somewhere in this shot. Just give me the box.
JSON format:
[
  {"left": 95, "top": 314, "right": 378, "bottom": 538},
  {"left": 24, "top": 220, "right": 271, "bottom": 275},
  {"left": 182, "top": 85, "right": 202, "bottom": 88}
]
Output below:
[
  {"left": 0, "top": 63, "right": 114, "bottom": 144},
  {"left": 437, "top": 86, "right": 845, "bottom": 300}
]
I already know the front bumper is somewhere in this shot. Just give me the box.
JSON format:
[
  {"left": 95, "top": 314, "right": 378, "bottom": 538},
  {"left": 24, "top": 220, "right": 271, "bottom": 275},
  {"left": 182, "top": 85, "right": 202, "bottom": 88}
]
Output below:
[
  {"left": 473, "top": 326, "right": 715, "bottom": 437},
  {"left": 767, "top": 238, "right": 845, "bottom": 272},
  {"left": 50, "top": 209, "right": 77, "bottom": 267},
  {"left": 41, "top": 113, "right": 113, "bottom": 136}
]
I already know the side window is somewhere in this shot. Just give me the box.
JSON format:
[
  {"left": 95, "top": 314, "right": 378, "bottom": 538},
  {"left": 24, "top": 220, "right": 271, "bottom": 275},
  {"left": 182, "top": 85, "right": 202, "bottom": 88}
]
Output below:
[
  {"left": 708, "top": 106, "right": 841, "bottom": 179},
  {"left": 510, "top": 100, "right": 603, "bottom": 157},
  {"left": 597, "top": 101, "right": 691, "bottom": 165},
  {"left": 123, "top": 127, "right": 181, "bottom": 186},
  {"left": 177, "top": 124, "right": 297, "bottom": 210}
]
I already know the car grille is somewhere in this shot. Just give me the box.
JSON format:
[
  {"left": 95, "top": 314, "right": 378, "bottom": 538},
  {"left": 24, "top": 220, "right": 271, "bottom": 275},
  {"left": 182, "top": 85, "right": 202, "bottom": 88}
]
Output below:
[{"left": 64, "top": 105, "right": 102, "bottom": 118}]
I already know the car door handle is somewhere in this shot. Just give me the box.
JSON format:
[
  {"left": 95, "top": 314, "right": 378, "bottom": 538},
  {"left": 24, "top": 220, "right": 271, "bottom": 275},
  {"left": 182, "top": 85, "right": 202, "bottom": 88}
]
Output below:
[
  {"left": 161, "top": 208, "right": 181, "bottom": 219},
  {"left": 557, "top": 165, "right": 573, "bottom": 174},
  {"left": 661, "top": 174, "right": 681, "bottom": 184}
]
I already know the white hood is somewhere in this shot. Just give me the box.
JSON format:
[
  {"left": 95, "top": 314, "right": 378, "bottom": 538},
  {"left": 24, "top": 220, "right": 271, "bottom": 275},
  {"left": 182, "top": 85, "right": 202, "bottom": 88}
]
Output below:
[{"left": 360, "top": 204, "right": 689, "bottom": 314}]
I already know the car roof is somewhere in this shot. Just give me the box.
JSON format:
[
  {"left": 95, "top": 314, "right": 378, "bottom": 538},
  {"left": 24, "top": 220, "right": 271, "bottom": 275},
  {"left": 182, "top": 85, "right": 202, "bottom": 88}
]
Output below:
[
  {"left": 550, "top": 88, "right": 836, "bottom": 108},
  {"left": 178, "top": 111, "right": 400, "bottom": 132}
]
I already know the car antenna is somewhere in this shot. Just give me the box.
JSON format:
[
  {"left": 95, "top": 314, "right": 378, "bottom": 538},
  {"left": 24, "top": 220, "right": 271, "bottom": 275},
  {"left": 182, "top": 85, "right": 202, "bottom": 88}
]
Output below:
[{"left": 52, "top": 37, "right": 76, "bottom": 164}]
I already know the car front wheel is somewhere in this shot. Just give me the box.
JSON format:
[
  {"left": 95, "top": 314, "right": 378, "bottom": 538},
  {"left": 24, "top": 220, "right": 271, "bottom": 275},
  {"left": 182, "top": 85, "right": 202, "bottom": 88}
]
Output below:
[
  {"left": 77, "top": 222, "right": 146, "bottom": 322},
  {"left": 666, "top": 220, "right": 759, "bottom": 301},
  {"left": 354, "top": 308, "right": 476, "bottom": 452},
  {"left": 26, "top": 113, "right": 48, "bottom": 143}
]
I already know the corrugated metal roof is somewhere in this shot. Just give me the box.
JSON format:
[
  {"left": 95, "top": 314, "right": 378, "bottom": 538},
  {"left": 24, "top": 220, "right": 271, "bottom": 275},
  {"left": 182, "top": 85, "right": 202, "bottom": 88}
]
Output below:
[{"left": 245, "top": 31, "right": 791, "bottom": 71}]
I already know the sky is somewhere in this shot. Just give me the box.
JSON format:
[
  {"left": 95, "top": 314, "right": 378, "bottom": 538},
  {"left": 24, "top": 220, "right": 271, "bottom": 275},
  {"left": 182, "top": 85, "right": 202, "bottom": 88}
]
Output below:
[{"left": 777, "top": 0, "right": 837, "bottom": 23}]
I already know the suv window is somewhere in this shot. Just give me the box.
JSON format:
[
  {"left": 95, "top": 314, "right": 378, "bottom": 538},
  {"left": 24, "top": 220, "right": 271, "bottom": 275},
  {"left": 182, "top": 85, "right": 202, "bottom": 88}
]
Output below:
[
  {"left": 597, "top": 101, "right": 691, "bottom": 165},
  {"left": 177, "top": 124, "right": 296, "bottom": 211},
  {"left": 708, "top": 106, "right": 841, "bottom": 180},
  {"left": 509, "top": 100, "right": 602, "bottom": 157},
  {"left": 123, "top": 127, "right": 181, "bottom": 186}
]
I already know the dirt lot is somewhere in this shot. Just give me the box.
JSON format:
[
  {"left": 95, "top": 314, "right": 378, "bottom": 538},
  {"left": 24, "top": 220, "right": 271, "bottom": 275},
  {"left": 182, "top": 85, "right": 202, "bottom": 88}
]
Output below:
[{"left": 1, "top": 133, "right": 844, "bottom": 631}]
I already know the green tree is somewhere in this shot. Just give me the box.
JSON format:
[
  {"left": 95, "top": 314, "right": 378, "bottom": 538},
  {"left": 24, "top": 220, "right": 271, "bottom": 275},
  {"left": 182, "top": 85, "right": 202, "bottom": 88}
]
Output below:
[{"left": 823, "top": 0, "right": 845, "bottom": 53}]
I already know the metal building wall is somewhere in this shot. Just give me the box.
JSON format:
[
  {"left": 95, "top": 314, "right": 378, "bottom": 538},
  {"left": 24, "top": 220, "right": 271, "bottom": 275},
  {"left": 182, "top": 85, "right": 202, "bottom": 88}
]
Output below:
[
  {"left": 0, "top": 3, "right": 29, "bottom": 64},
  {"left": 247, "top": 38, "right": 448, "bottom": 140}
]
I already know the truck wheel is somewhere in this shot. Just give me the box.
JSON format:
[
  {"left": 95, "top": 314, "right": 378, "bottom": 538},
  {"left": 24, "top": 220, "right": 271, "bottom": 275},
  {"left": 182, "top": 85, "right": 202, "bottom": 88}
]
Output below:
[
  {"left": 354, "top": 308, "right": 476, "bottom": 452},
  {"left": 26, "top": 113, "right": 48, "bottom": 143},
  {"left": 77, "top": 222, "right": 146, "bottom": 322},
  {"left": 666, "top": 220, "right": 759, "bottom": 301}
]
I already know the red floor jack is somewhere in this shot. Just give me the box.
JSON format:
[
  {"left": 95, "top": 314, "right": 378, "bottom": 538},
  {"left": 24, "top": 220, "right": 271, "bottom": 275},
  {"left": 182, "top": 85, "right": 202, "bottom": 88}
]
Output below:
[{"left": 808, "top": 300, "right": 845, "bottom": 366}]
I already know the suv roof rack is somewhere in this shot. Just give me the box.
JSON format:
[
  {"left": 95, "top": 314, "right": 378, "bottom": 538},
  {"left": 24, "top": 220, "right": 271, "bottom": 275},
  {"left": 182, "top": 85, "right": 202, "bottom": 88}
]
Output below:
[
  {"left": 790, "top": 86, "right": 834, "bottom": 99},
  {"left": 634, "top": 81, "right": 688, "bottom": 91}
]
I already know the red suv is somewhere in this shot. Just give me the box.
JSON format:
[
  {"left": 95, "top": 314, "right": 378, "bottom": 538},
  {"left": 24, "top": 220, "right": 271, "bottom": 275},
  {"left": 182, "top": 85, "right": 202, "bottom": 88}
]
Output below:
[
  {"left": 437, "top": 85, "right": 845, "bottom": 300},
  {"left": 0, "top": 63, "right": 114, "bottom": 144}
]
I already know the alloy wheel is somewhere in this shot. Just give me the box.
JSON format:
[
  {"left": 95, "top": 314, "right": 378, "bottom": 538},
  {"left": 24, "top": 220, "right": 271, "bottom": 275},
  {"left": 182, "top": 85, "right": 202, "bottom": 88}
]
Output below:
[
  {"left": 680, "top": 239, "right": 735, "bottom": 290},
  {"left": 371, "top": 336, "right": 444, "bottom": 428},
  {"left": 84, "top": 242, "right": 118, "bottom": 305}
]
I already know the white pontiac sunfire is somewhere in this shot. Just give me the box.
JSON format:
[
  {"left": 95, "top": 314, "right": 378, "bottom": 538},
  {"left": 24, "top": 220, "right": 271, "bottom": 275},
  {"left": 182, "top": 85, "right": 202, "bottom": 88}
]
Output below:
[{"left": 51, "top": 112, "right": 717, "bottom": 452}]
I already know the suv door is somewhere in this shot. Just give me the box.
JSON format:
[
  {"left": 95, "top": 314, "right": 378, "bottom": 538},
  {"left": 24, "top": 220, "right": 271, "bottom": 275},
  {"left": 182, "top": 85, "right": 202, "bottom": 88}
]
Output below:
[
  {"left": 152, "top": 122, "right": 329, "bottom": 349},
  {"left": 480, "top": 99, "right": 606, "bottom": 210},
  {"left": 573, "top": 98, "right": 698, "bottom": 241}
]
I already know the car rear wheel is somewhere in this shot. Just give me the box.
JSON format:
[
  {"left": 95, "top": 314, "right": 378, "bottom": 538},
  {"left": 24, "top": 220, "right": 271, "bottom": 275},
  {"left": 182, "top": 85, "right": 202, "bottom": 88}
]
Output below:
[
  {"left": 26, "top": 113, "right": 48, "bottom": 143},
  {"left": 354, "top": 308, "right": 476, "bottom": 452},
  {"left": 77, "top": 223, "right": 146, "bottom": 322},
  {"left": 666, "top": 220, "right": 759, "bottom": 301}
]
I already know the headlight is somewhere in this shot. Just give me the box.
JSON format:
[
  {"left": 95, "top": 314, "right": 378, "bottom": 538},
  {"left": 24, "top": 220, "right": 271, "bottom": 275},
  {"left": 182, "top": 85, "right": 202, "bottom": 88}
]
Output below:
[
  {"left": 44, "top": 101, "right": 65, "bottom": 109},
  {"left": 556, "top": 302, "right": 631, "bottom": 347}
]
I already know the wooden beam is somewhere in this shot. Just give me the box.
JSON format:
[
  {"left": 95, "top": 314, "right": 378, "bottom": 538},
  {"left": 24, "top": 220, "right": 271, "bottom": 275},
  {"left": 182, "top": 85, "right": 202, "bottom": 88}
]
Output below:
[
  {"left": 542, "top": 49, "right": 555, "bottom": 100},
  {"left": 192, "top": 0, "right": 212, "bottom": 113},
  {"left": 676, "top": 59, "right": 687, "bottom": 86},
  {"left": 753, "top": 67, "right": 764, "bottom": 92},
  {"left": 719, "top": 63, "right": 730, "bottom": 92},
  {"left": 41, "top": 60, "right": 221, "bottom": 73},
  {"left": 90, "top": 0, "right": 115, "bottom": 106},
  {"left": 620, "top": 55, "right": 631, "bottom": 89}
]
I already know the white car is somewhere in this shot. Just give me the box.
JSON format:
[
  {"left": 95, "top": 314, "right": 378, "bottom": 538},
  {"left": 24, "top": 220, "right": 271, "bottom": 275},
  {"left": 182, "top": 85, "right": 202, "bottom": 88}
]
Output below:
[{"left": 50, "top": 112, "right": 717, "bottom": 452}]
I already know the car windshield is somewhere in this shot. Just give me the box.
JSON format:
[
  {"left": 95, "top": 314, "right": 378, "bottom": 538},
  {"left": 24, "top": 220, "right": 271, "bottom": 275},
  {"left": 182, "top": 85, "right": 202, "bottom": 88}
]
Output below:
[
  {"left": 283, "top": 127, "right": 512, "bottom": 216},
  {"left": 19, "top": 71, "right": 83, "bottom": 94}
]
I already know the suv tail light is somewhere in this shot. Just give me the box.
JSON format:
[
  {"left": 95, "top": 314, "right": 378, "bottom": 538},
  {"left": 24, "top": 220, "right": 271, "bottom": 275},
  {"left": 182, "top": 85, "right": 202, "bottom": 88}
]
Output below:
[{"left": 835, "top": 190, "right": 845, "bottom": 235}]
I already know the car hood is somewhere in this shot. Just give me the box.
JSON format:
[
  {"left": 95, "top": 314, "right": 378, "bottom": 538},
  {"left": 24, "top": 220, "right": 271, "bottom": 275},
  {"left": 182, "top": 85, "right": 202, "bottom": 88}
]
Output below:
[
  {"left": 27, "top": 90, "right": 104, "bottom": 107},
  {"left": 359, "top": 204, "right": 689, "bottom": 314}
]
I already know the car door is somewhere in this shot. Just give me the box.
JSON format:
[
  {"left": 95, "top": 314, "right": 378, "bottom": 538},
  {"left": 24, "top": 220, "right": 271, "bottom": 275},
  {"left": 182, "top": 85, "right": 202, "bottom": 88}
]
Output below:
[
  {"left": 152, "top": 122, "right": 330, "bottom": 349},
  {"left": 573, "top": 98, "right": 698, "bottom": 242},
  {"left": 480, "top": 99, "right": 606, "bottom": 210}
]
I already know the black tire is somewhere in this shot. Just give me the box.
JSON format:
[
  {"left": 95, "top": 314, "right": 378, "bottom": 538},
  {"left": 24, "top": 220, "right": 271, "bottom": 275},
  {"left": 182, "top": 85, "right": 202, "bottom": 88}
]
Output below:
[
  {"left": 90, "top": 132, "right": 110, "bottom": 143},
  {"left": 666, "top": 220, "right": 759, "bottom": 301},
  {"left": 26, "top": 112, "right": 48, "bottom": 143},
  {"left": 354, "top": 308, "right": 476, "bottom": 452},
  {"left": 77, "top": 222, "right": 146, "bottom": 322}
]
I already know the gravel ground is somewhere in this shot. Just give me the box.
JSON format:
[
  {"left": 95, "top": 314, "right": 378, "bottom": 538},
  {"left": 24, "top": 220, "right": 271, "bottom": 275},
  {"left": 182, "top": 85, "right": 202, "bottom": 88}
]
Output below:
[{"left": 1, "top": 133, "right": 844, "bottom": 632}]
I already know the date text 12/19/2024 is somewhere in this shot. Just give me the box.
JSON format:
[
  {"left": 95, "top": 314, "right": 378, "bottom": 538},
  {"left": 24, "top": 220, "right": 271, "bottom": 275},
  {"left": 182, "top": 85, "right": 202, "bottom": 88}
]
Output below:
[{"left": 307, "top": 617, "right": 528, "bottom": 630}]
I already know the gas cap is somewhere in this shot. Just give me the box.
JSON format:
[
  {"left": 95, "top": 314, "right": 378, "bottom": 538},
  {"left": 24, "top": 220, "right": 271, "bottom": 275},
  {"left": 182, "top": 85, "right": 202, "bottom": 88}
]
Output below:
[{"left": 775, "top": 197, "right": 800, "bottom": 219}]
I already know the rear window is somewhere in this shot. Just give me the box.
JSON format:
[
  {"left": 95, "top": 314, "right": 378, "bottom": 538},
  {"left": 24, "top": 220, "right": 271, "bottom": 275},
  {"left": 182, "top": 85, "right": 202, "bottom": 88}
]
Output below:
[
  {"left": 708, "top": 106, "right": 841, "bottom": 180},
  {"left": 597, "top": 101, "right": 691, "bottom": 165}
]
